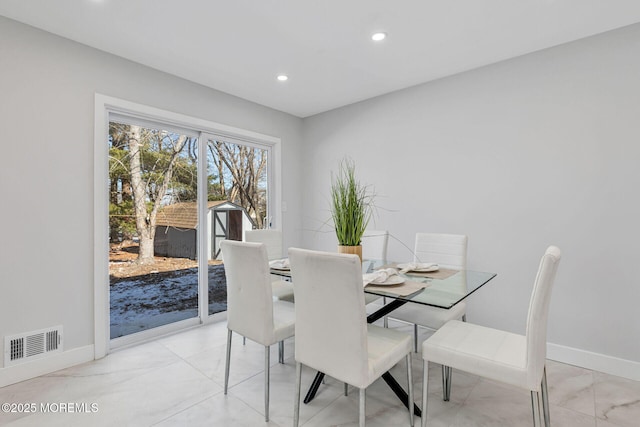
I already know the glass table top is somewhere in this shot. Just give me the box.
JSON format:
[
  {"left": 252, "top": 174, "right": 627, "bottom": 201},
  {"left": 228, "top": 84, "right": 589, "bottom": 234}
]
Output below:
[
  {"left": 270, "top": 258, "right": 496, "bottom": 310},
  {"left": 362, "top": 259, "right": 496, "bottom": 309}
]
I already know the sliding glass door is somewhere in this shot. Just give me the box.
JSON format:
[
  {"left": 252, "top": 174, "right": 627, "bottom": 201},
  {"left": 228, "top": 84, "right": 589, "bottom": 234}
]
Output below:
[
  {"left": 97, "top": 95, "right": 279, "bottom": 349},
  {"left": 203, "top": 134, "right": 271, "bottom": 316}
]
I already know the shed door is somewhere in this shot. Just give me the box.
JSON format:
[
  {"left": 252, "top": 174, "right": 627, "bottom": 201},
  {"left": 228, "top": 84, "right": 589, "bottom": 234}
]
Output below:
[{"left": 228, "top": 210, "right": 243, "bottom": 241}]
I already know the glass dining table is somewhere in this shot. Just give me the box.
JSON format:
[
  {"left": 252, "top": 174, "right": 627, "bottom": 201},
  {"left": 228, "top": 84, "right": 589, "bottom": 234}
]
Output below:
[{"left": 270, "top": 259, "right": 497, "bottom": 417}]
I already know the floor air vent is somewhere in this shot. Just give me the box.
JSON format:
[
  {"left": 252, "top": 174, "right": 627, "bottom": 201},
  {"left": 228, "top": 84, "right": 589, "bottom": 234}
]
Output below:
[{"left": 4, "top": 326, "right": 63, "bottom": 367}]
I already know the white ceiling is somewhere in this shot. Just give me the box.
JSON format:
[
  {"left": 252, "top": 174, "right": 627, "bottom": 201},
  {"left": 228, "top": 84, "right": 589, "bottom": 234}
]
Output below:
[{"left": 3, "top": 1, "right": 640, "bottom": 118}]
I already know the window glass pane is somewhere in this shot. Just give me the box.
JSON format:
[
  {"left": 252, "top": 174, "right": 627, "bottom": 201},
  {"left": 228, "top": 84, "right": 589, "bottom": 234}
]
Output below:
[
  {"left": 108, "top": 121, "right": 199, "bottom": 338},
  {"left": 206, "top": 137, "right": 270, "bottom": 316},
  {"left": 207, "top": 139, "right": 269, "bottom": 227}
]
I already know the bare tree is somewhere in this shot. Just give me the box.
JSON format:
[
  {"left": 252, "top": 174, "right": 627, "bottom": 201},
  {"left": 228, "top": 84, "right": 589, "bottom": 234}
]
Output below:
[
  {"left": 209, "top": 141, "right": 267, "bottom": 228},
  {"left": 127, "top": 125, "right": 188, "bottom": 264}
]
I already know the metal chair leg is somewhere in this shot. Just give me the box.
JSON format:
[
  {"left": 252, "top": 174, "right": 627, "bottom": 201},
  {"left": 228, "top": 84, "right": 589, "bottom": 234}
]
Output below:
[
  {"left": 278, "top": 340, "right": 284, "bottom": 364},
  {"left": 530, "top": 390, "right": 542, "bottom": 427},
  {"left": 413, "top": 324, "right": 419, "bottom": 353},
  {"left": 224, "top": 329, "right": 232, "bottom": 394},
  {"left": 344, "top": 382, "right": 349, "bottom": 396},
  {"left": 421, "top": 361, "right": 429, "bottom": 427},
  {"left": 243, "top": 336, "right": 246, "bottom": 345},
  {"left": 294, "top": 362, "right": 302, "bottom": 427},
  {"left": 541, "top": 366, "right": 550, "bottom": 427},
  {"left": 383, "top": 297, "right": 389, "bottom": 328},
  {"left": 264, "top": 345, "right": 270, "bottom": 422},
  {"left": 359, "top": 388, "right": 366, "bottom": 427},
  {"left": 442, "top": 365, "right": 452, "bottom": 401},
  {"left": 407, "top": 353, "right": 414, "bottom": 426}
]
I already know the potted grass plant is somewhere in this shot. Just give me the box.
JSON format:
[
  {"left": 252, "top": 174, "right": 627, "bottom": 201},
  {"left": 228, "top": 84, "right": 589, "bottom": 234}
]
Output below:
[{"left": 330, "top": 158, "right": 375, "bottom": 261}]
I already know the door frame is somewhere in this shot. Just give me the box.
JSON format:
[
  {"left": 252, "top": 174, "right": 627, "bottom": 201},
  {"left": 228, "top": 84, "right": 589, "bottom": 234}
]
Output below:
[{"left": 94, "top": 94, "right": 281, "bottom": 358}]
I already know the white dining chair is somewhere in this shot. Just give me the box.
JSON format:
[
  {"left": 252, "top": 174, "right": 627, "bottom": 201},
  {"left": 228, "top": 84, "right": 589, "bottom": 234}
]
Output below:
[
  {"left": 244, "top": 229, "right": 293, "bottom": 301},
  {"left": 289, "top": 248, "right": 414, "bottom": 427},
  {"left": 361, "top": 229, "right": 389, "bottom": 261},
  {"left": 220, "top": 240, "right": 295, "bottom": 422},
  {"left": 388, "top": 233, "right": 468, "bottom": 352},
  {"left": 421, "top": 246, "right": 561, "bottom": 427},
  {"left": 244, "top": 229, "right": 283, "bottom": 260}
]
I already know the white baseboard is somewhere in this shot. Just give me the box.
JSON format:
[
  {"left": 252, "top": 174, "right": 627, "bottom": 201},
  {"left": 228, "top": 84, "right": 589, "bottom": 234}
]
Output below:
[
  {"left": 0, "top": 345, "right": 95, "bottom": 388},
  {"left": 547, "top": 342, "right": 640, "bottom": 381},
  {"left": 2, "top": 338, "right": 636, "bottom": 389}
]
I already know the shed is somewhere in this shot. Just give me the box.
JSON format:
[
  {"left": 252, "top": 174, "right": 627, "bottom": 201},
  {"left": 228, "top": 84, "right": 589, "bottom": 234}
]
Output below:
[{"left": 154, "top": 200, "right": 254, "bottom": 260}]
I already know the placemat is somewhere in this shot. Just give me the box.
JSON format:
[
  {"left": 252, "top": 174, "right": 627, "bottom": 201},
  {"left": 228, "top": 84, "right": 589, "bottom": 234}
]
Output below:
[{"left": 365, "top": 279, "right": 429, "bottom": 297}]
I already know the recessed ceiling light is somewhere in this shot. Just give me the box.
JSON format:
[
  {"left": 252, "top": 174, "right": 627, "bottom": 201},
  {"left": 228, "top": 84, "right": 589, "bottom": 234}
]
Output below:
[
  {"left": 371, "top": 32, "right": 387, "bottom": 42},
  {"left": 277, "top": 74, "right": 289, "bottom": 82}
]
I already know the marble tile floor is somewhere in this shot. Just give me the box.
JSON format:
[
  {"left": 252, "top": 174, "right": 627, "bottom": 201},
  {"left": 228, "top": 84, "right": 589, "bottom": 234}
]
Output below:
[{"left": 1, "top": 319, "right": 638, "bottom": 426}]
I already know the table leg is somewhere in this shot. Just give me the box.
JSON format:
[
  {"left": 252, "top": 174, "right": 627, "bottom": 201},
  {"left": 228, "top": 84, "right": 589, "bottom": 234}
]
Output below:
[
  {"left": 382, "top": 372, "right": 422, "bottom": 416},
  {"left": 366, "top": 297, "right": 409, "bottom": 323},
  {"left": 303, "top": 371, "right": 325, "bottom": 404}
]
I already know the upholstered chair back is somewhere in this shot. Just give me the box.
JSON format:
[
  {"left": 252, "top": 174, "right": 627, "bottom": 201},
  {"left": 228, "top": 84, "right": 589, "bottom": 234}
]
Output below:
[
  {"left": 362, "top": 230, "right": 389, "bottom": 261},
  {"left": 526, "top": 245, "right": 562, "bottom": 390},
  {"left": 221, "top": 240, "right": 277, "bottom": 345},
  {"left": 244, "top": 229, "right": 283, "bottom": 260},
  {"left": 361, "top": 230, "right": 389, "bottom": 306},
  {"left": 289, "top": 248, "right": 370, "bottom": 388},
  {"left": 414, "top": 233, "right": 468, "bottom": 269}
]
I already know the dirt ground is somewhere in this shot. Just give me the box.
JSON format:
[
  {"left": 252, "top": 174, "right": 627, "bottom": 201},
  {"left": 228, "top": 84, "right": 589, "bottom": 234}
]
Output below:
[{"left": 109, "top": 240, "right": 222, "bottom": 279}]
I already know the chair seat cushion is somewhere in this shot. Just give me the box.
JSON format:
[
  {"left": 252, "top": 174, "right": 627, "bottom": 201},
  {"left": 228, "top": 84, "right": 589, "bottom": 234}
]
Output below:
[
  {"left": 364, "top": 293, "right": 381, "bottom": 304},
  {"left": 388, "top": 301, "right": 466, "bottom": 330},
  {"left": 272, "top": 300, "right": 296, "bottom": 344},
  {"left": 271, "top": 279, "right": 294, "bottom": 301},
  {"left": 422, "top": 320, "right": 533, "bottom": 390},
  {"left": 364, "top": 325, "right": 412, "bottom": 388}
]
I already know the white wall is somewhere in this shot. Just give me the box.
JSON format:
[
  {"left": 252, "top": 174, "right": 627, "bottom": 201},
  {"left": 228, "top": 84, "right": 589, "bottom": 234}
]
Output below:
[
  {"left": 0, "top": 17, "right": 303, "bottom": 375},
  {"left": 2, "top": 14, "right": 639, "bottom": 382},
  {"left": 301, "top": 24, "right": 640, "bottom": 371}
]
